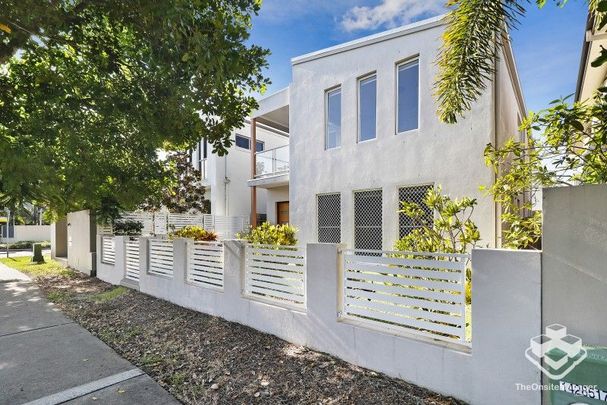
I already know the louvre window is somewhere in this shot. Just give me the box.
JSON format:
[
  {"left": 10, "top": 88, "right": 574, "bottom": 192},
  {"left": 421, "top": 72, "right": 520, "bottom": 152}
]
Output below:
[
  {"left": 354, "top": 189, "right": 382, "bottom": 251},
  {"left": 398, "top": 185, "right": 434, "bottom": 238},
  {"left": 317, "top": 193, "right": 341, "bottom": 243}
]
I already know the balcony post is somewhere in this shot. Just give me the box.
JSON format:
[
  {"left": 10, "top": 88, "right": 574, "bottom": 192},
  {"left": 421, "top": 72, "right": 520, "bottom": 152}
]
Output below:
[{"left": 250, "top": 118, "right": 258, "bottom": 228}]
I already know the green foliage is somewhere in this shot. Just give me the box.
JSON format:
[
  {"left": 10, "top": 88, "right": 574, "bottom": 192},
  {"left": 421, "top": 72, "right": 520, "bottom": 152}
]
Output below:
[
  {"left": 0, "top": 240, "right": 50, "bottom": 249},
  {"left": 140, "top": 152, "right": 211, "bottom": 214},
  {"left": 0, "top": 255, "right": 74, "bottom": 278},
  {"left": 237, "top": 222, "right": 298, "bottom": 246},
  {"left": 393, "top": 186, "right": 480, "bottom": 254},
  {"left": 113, "top": 220, "right": 144, "bottom": 236},
  {"left": 91, "top": 286, "right": 129, "bottom": 304},
  {"left": 169, "top": 225, "right": 217, "bottom": 242},
  {"left": 484, "top": 92, "right": 607, "bottom": 248},
  {"left": 0, "top": 0, "right": 269, "bottom": 217},
  {"left": 436, "top": 0, "right": 607, "bottom": 123}
]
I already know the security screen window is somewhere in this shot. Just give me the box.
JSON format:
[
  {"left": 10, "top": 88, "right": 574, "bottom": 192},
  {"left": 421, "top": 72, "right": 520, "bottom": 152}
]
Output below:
[
  {"left": 359, "top": 75, "right": 377, "bottom": 142},
  {"left": 397, "top": 59, "right": 419, "bottom": 133},
  {"left": 326, "top": 88, "right": 342, "bottom": 149}
]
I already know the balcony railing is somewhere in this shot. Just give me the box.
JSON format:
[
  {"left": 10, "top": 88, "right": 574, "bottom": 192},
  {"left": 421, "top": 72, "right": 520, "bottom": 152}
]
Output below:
[{"left": 255, "top": 145, "right": 289, "bottom": 178}]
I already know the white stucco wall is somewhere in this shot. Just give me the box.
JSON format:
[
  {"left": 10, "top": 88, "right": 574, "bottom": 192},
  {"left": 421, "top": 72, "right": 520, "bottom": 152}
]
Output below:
[
  {"left": 542, "top": 184, "right": 607, "bottom": 346},
  {"left": 67, "top": 210, "right": 96, "bottom": 276},
  {"left": 97, "top": 240, "right": 541, "bottom": 404},
  {"left": 289, "top": 21, "right": 502, "bottom": 249},
  {"left": 5, "top": 225, "right": 51, "bottom": 243}
]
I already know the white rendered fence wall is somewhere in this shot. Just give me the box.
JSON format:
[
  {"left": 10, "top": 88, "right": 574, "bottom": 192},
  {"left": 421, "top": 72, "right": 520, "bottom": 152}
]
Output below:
[
  {"left": 342, "top": 249, "right": 468, "bottom": 344},
  {"left": 187, "top": 242, "right": 224, "bottom": 289},
  {"left": 245, "top": 245, "right": 306, "bottom": 308},
  {"left": 148, "top": 239, "right": 174, "bottom": 277},
  {"left": 125, "top": 238, "right": 140, "bottom": 282},
  {"left": 101, "top": 236, "right": 116, "bottom": 265}
]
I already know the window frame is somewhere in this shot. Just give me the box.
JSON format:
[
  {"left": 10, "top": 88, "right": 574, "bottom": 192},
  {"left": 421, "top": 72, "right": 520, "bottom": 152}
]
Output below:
[
  {"left": 395, "top": 57, "right": 420, "bottom": 135},
  {"left": 235, "top": 134, "right": 264, "bottom": 152},
  {"left": 325, "top": 86, "right": 342, "bottom": 150},
  {"left": 357, "top": 73, "right": 378, "bottom": 143}
]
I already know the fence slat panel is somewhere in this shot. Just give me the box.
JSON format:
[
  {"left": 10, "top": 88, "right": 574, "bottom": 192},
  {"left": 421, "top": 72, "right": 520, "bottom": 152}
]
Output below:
[
  {"left": 245, "top": 245, "right": 306, "bottom": 309},
  {"left": 125, "top": 238, "right": 140, "bottom": 282},
  {"left": 101, "top": 236, "right": 115, "bottom": 265},
  {"left": 342, "top": 250, "right": 469, "bottom": 344},
  {"left": 187, "top": 242, "right": 224, "bottom": 290},
  {"left": 149, "top": 239, "right": 174, "bottom": 277}
]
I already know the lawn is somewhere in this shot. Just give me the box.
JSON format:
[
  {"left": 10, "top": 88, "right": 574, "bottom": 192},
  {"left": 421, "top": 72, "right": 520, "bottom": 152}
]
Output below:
[{"left": 0, "top": 255, "right": 73, "bottom": 279}]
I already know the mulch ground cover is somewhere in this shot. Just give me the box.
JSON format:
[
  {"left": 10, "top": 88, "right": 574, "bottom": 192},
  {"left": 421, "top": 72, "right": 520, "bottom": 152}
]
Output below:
[{"left": 37, "top": 273, "right": 465, "bottom": 405}]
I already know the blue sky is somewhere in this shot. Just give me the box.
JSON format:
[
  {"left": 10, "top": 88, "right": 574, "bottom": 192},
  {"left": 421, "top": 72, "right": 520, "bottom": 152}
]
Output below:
[{"left": 250, "top": 0, "right": 588, "bottom": 113}]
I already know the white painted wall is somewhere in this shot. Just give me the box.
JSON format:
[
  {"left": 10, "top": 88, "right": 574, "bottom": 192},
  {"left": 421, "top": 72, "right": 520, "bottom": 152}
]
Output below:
[
  {"left": 542, "top": 184, "right": 607, "bottom": 346},
  {"left": 193, "top": 121, "right": 289, "bottom": 218},
  {"left": 5, "top": 225, "right": 50, "bottom": 243},
  {"left": 97, "top": 240, "right": 541, "bottom": 405},
  {"left": 288, "top": 19, "right": 523, "bottom": 249},
  {"left": 67, "top": 210, "right": 96, "bottom": 276}
]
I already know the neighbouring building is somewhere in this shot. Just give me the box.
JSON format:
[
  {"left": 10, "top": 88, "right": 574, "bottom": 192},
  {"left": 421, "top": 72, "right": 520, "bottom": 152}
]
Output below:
[
  {"left": 248, "top": 15, "right": 526, "bottom": 249},
  {"left": 190, "top": 120, "right": 288, "bottom": 222},
  {"left": 576, "top": 12, "right": 607, "bottom": 102}
]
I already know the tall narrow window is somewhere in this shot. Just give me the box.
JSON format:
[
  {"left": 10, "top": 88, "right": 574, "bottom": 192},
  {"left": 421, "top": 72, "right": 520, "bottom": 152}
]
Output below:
[
  {"left": 354, "top": 189, "right": 382, "bottom": 251},
  {"left": 359, "top": 75, "right": 377, "bottom": 142},
  {"left": 397, "top": 60, "right": 419, "bottom": 133},
  {"left": 326, "top": 88, "right": 341, "bottom": 149},
  {"left": 317, "top": 193, "right": 341, "bottom": 243},
  {"left": 398, "top": 185, "right": 433, "bottom": 238}
]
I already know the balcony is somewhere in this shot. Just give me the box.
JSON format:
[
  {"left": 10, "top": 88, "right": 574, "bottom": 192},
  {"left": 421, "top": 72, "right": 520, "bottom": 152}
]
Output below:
[{"left": 249, "top": 144, "right": 289, "bottom": 188}]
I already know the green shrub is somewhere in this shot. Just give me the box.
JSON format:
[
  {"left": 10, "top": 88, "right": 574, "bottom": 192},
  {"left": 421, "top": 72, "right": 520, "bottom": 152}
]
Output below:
[
  {"left": 0, "top": 240, "right": 51, "bottom": 250},
  {"left": 113, "top": 220, "right": 144, "bottom": 236},
  {"left": 169, "top": 225, "right": 217, "bottom": 241},
  {"left": 237, "top": 222, "right": 297, "bottom": 246}
]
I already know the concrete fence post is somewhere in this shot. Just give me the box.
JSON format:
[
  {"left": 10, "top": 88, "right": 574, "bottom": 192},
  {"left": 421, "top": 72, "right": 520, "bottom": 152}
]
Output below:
[
  {"left": 172, "top": 238, "right": 188, "bottom": 285},
  {"left": 138, "top": 237, "right": 150, "bottom": 276},
  {"left": 113, "top": 236, "right": 126, "bottom": 281},
  {"left": 222, "top": 239, "right": 246, "bottom": 322}
]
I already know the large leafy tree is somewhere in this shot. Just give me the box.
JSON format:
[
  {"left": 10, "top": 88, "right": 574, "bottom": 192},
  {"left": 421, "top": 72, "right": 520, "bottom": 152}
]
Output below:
[
  {"left": 0, "top": 0, "right": 269, "bottom": 218},
  {"left": 437, "top": 1, "right": 607, "bottom": 248},
  {"left": 140, "top": 151, "right": 211, "bottom": 214}
]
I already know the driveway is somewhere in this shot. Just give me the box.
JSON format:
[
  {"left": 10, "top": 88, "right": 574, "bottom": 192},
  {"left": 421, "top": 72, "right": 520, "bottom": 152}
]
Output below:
[{"left": 0, "top": 264, "right": 179, "bottom": 405}]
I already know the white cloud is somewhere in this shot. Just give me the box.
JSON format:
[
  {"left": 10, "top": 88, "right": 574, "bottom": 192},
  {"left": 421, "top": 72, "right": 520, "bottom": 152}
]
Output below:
[{"left": 341, "top": 0, "right": 446, "bottom": 32}]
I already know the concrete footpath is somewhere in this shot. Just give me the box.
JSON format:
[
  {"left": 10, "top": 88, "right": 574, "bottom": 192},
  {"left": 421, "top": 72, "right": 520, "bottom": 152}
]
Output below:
[{"left": 0, "top": 263, "right": 179, "bottom": 404}]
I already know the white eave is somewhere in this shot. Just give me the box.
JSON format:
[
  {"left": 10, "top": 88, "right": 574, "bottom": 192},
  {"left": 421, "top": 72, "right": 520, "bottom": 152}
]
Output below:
[{"left": 291, "top": 14, "right": 447, "bottom": 66}]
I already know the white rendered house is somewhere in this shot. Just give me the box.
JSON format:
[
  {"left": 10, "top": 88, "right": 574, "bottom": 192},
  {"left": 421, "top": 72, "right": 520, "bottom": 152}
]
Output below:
[
  {"left": 191, "top": 120, "right": 288, "bottom": 221},
  {"left": 248, "top": 15, "right": 525, "bottom": 250}
]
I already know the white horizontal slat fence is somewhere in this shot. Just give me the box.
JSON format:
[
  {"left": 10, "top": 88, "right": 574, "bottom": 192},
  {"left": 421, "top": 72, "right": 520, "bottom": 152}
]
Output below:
[
  {"left": 187, "top": 242, "right": 224, "bottom": 289},
  {"left": 245, "top": 244, "right": 306, "bottom": 308},
  {"left": 342, "top": 249, "right": 469, "bottom": 344},
  {"left": 148, "top": 239, "right": 174, "bottom": 277},
  {"left": 125, "top": 238, "right": 140, "bottom": 282},
  {"left": 168, "top": 214, "right": 204, "bottom": 231},
  {"left": 101, "top": 236, "right": 116, "bottom": 265}
]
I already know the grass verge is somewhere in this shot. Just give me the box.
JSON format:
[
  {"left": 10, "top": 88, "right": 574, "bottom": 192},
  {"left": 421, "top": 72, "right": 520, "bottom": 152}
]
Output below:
[{"left": 0, "top": 255, "right": 74, "bottom": 279}]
